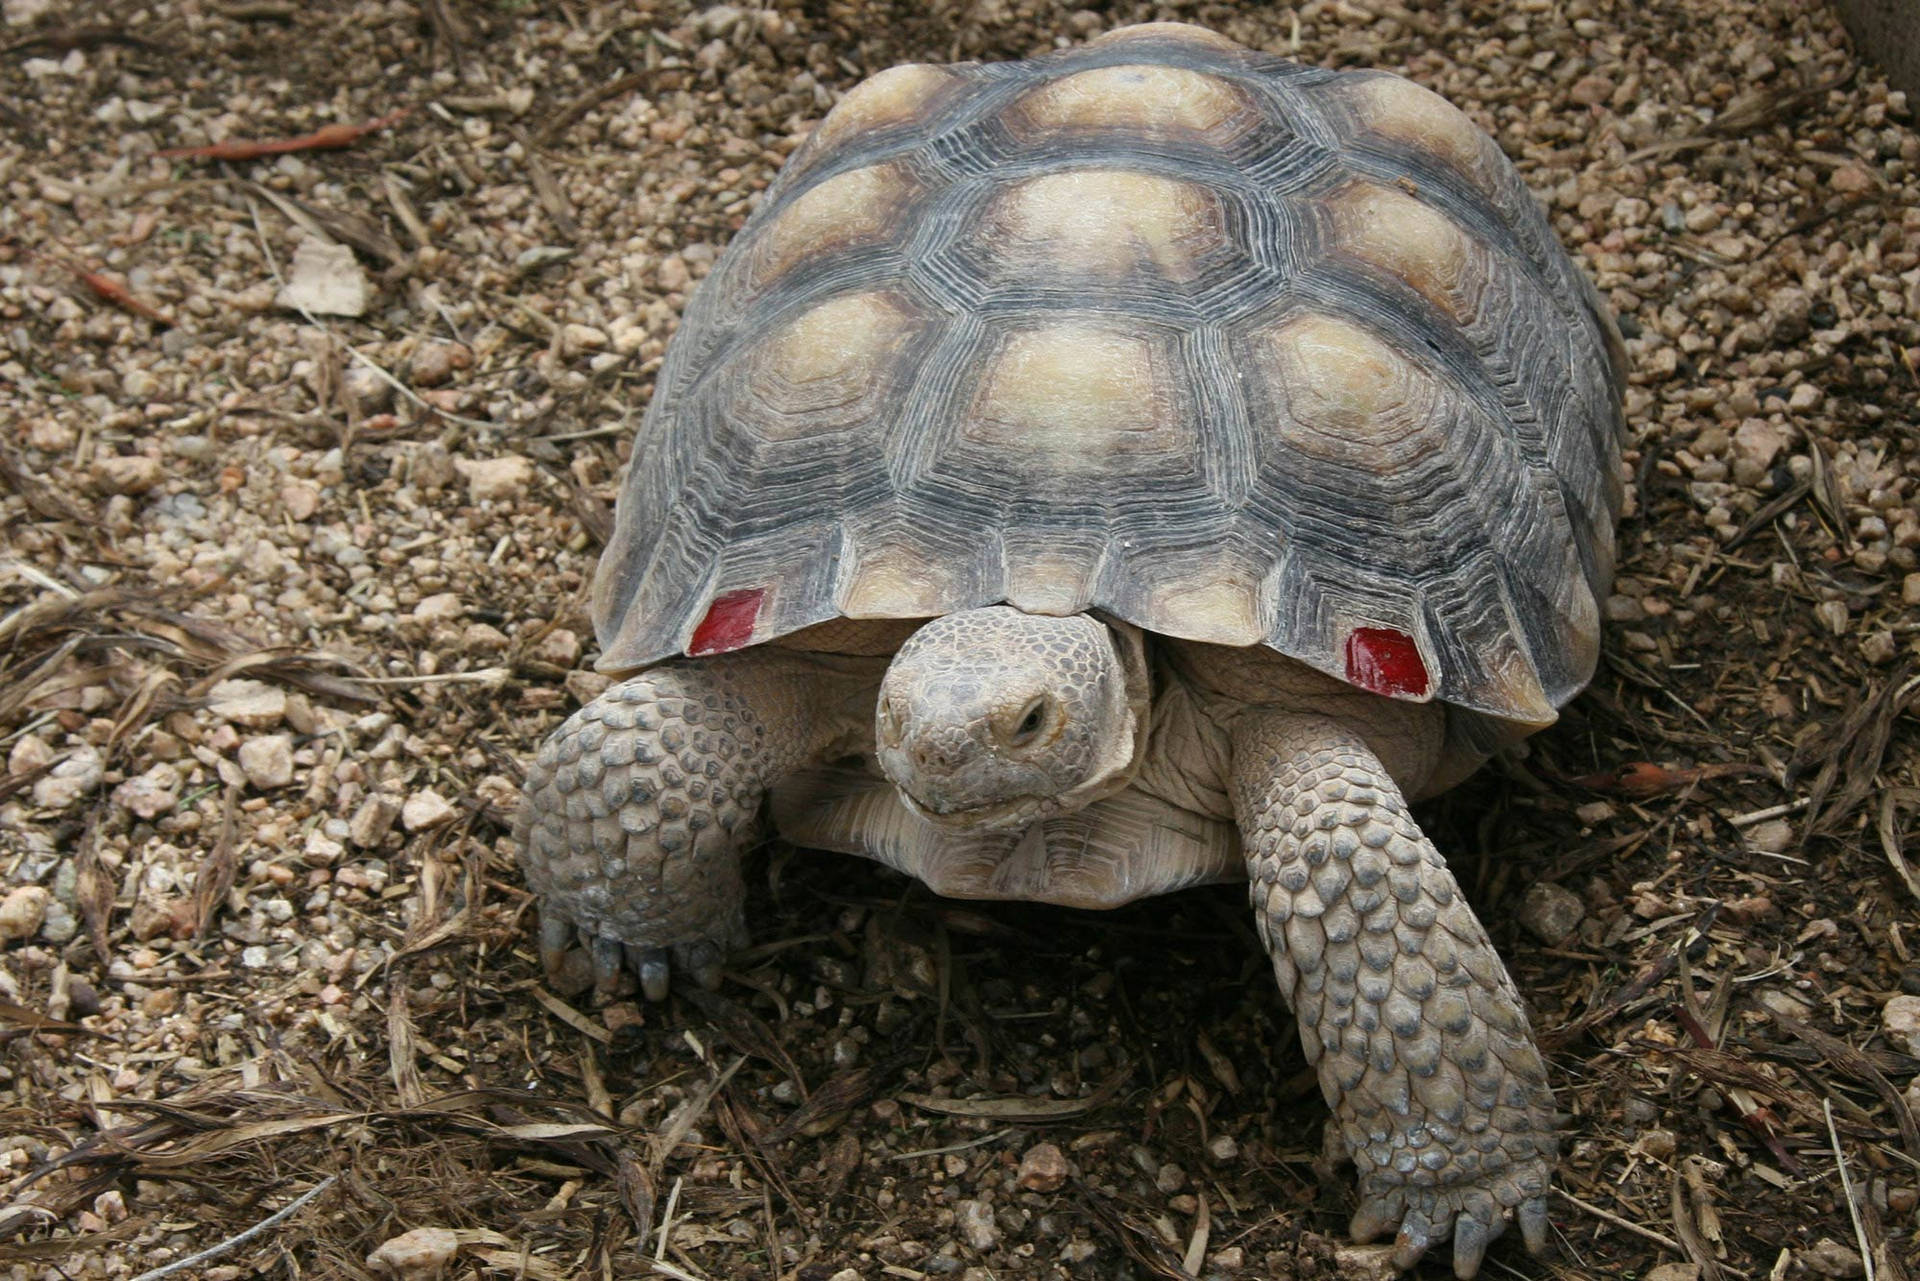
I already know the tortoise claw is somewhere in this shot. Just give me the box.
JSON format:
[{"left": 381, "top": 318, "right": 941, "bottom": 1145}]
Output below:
[
  {"left": 635, "top": 948, "right": 672, "bottom": 1002},
  {"left": 538, "top": 913, "right": 573, "bottom": 977},
  {"left": 1451, "top": 1212, "right": 1493, "bottom": 1279},
  {"left": 1392, "top": 1208, "right": 1433, "bottom": 1272},
  {"left": 1517, "top": 1197, "right": 1551, "bottom": 1255},
  {"left": 589, "top": 936, "right": 627, "bottom": 998}
]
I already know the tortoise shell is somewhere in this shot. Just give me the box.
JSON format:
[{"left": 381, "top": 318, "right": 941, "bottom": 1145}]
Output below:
[{"left": 594, "top": 22, "right": 1625, "bottom": 726}]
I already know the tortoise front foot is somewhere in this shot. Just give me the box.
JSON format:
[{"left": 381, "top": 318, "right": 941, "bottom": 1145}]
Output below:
[
  {"left": 1233, "top": 715, "right": 1558, "bottom": 1278},
  {"left": 517, "top": 660, "right": 777, "bottom": 1001},
  {"left": 1349, "top": 1157, "right": 1551, "bottom": 1278},
  {"left": 534, "top": 912, "right": 743, "bottom": 1001}
]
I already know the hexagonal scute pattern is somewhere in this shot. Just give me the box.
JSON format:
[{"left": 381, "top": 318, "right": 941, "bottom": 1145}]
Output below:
[{"left": 592, "top": 21, "right": 1624, "bottom": 727}]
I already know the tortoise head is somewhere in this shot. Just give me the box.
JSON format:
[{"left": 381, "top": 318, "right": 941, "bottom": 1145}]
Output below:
[{"left": 875, "top": 606, "right": 1149, "bottom": 830}]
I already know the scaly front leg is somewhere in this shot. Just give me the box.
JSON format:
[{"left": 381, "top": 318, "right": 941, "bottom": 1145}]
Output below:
[
  {"left": 1231, "top": 712, "right": 1556, "bottom": 1279},
  {"left": 518, "top": 650, "right": 879, "bottom": 1000}
]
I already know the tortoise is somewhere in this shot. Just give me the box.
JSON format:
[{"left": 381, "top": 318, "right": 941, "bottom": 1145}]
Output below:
[{"left": 520, "top": 21, "right": 1624, "bottom": 1278}]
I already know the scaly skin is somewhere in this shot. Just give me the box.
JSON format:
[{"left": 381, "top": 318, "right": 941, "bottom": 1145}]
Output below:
[
  {"left": 517, "top": 650, "right": 880, "bottom": 999},
  {"left": 1231, "top": 712, "right": 1556, "bottom": 1279}
]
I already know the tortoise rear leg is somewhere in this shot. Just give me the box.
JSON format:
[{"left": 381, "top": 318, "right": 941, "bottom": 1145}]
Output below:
[
  {"left": 1231, "top": 712, "right": 1557, "bottom": 1279},
  {"left": 519, "top": 650, "right": 880, "bottom": 1000}
]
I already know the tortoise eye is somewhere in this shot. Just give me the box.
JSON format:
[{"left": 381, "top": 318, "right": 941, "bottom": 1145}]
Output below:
[{"left": 1008, "top": 698, "right": 1048, "bottom": 747}]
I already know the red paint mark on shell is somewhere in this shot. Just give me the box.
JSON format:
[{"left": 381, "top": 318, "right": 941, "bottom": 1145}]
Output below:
[
  {"left": 688, "top": 588, "right": 765, "bottom": 656},
  {"left": 1344, "top": 626, "right": 1430, "bottom": 698}
]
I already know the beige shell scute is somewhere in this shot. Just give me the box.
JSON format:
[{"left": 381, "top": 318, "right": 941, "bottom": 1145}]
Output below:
[{"left": 594, "top": 24, "right": 1626, "bottom": 728}]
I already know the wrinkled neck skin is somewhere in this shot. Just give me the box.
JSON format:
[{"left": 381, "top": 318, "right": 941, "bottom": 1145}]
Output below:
[
  {"left": 1155, "top": 638, "right": 1448, "bottom": 800},
  {"left": 875, "top": 606, "right": 1151, "bottom": 831}
]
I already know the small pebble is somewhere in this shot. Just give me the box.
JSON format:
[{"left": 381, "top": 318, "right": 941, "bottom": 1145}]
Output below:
[
  {"left": 412, "top": 593, "right": 464, "bottom": 624},
  {"left": 402, "top": 790, "right": 457, "bottom": 831},
  {"left": 238, "top": 735, "right": 294, "bottom": 790},
  {"left": 0, "top": 887, "right": 51, "bottom": 944},
  {"left": 112, "top": 762, "right": 182, "bottom": 818},
  {"left": 533, "top": 628, "right": 583, "bottom": 667},
  {"left": 207, "top": 679, "right": 287, "bottom": 728},
  {"left": 1883, "top": 994, "right": 1920, "bottom": 1057},
  {"left": 957, "top": 1198, "right": 999, "bottom": 1250},
  {"left": 1516, "top": 881, "right": 1584, "bottom": 946},
  {"left": 454, "top": 454, "right": 533, "bottom": 502},
  {"left": 409, "top": 341, "right": 471, "bottom": 387},
  {"left": 350, "top": 794, "right": 403, "bottom": 847},
  {"left": 276, "top": 238, "right": 368, "bottom": 317},
  {"left": 366, "top": 1226, "right": 461, "bottom": 1279},
  {"left": 1798, "top": 1239, "right": 1865, "bottom": 1279},
  {"left": 1017, "top": 1142, "right": 1068, "bottom": 1192},
  {"left": 90, "top": 454, "right": 164, "bottom": 495},
  {"left": 33, "top": 745, "right": 103, "bottom": 809}
]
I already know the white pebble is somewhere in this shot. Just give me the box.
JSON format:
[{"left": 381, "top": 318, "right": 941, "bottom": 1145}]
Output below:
[
  {"left": 402, "top": 789, "right": 456, "bottom": 831},
  {"left": 1884, "top": 995, "right": 1920, "bottom": 1057},
  {"left": 0, "top": 886, "right": 51, "bottom": 944},
  {"left": 238, "top": 735, "right": 295, "bottom": 790},
  {"left": 207, "top": 679, "right": 287, "bottom": 728},
  {"left": 32, "top": 745, "right": 103, "bottom": 810},
  {"left": 454, "top": 454, "right": 533, "bottom": 502}
]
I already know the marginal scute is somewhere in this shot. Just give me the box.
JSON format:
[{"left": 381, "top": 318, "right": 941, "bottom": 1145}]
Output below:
[
  {"left": 1345, "top": 75, "right": 1496, "bottom": 186},
  {"left": 751, "top": 291, "right": 923, "bottom": 434},
  {"left": 1011, "top": 64, "right": 1253, "bottom": 138},
  {"left": 966, "top": 323, "right": 1188, "bottom": 465},
  {"left": 1477, "top": 640, "right": 1556, "bottom": 726},
  {"left": 1330, "top": 181, "right": 1474, "bottom": 319},
  {"left": 1257, "top": 314, "right": 1437, "bottom": 462},
  {"left": 990, "top": 169, "right": 1225, "bottom": 282},
  {"left": 1086, "top": 21, "right": 1244, "bottom": 50},
  {"left": 841, "top": 542, "right": 963, "bottom": 618},
  {"left": 753, "top": 164, "right": 916, "bottom": 280},
  {"left": 1003, "top": 550, "right": 1095, "bottom": 616},
  {"left": 807, "top": 63, "right": 955, "bottom": 154},
  {"left": 1140, "top": 574, "right": 1265, "bottom": 646}
]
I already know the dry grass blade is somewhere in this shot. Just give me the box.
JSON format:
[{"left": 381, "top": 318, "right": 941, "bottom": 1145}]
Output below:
[
  {"left": 190, "top": 788, "right": 241, "bottom": 942},
  {"left": 675, "top": 985, "right": 805, "bottom": 1093},
  {"left": 244, "top": 180, "right": 406, "bottom": 265},
  {"left": 650, "top": 1055, "right": 745, "bottom": 1172},
  {"left": 1624, "top": 66, "right": 1854, "bottom": 161},
  {"left": 1770, "top": 1010, "right": 1920, "bottom": 1163},
  {"left": 898, "top": 1061, "right": 1133, "bottom": 1121},
  {"left": 1075, "top": 1182, "right": 1199, "bottom": 1281},
  {"left": 125, "top": 1175, "right": 337, "bottom": 1281},
  {"left": 0, "top": 443, "right": 99, "bottom": 525},
  {"left": 1878, "top": 789, "right": 1920, "bottom": 904},
  {"left": 1791, "top": 665, "right": 1919, "bottom": 840},
  {"left": 617, "top": 1146, "right": 658, "bottom": 1250},
  {"left": 535, "top": 71, "right": 653, "bottom": 149},
  {"left": 713, "top": 1089, "right": 809, "bottom": 1228},
  {"left": 0, "top": 1001, "right": 86, "bottom": 1036},
  {"left": 1670, "top": 1160, "right": 1725, "bottom": 1281},
  {"left": 72, "top": 816, "right": 113, "bottom": 962},
  {"left": 761, "top": 1053, "right": 915, "bottom": 1146},
  {"left": 529, "top": 985, "right": 613, "bottom": 1044},
  {"left": 1542, "top": 904, "right": 1716, "bottom": 1051}
]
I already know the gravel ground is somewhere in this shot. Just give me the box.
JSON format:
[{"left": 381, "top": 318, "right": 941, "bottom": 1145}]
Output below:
[{"left": 1, "top": 1, "right": 1918, "bottom": 1279}]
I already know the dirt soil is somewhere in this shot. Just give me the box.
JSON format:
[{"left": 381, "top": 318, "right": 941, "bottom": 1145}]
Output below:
[{"left": 1, "top": 1, "right": 1918, "bottom": 1279}]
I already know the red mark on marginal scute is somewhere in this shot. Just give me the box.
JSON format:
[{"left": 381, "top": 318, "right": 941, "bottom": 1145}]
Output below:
[
  {"left": 688, "top": 588, "right": 765, "bottom": 656},
  {"left": 1344, "top": 626, "right": 1430, "bottom": 698}
]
